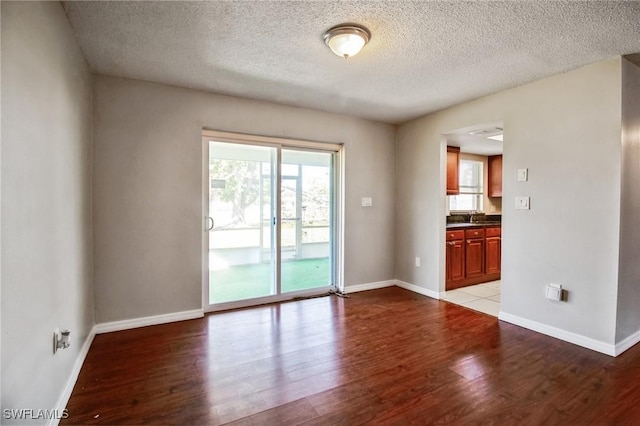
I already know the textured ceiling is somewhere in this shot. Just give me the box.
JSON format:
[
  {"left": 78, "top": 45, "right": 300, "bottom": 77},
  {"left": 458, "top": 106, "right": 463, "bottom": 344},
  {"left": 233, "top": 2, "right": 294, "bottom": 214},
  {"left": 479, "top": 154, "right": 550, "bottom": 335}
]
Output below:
[
  {"left": 446, "top": 122, "right": 504, "bottom": 156},
  {"left": 62, "top": 1, "right": 640, "bottom": 124}
]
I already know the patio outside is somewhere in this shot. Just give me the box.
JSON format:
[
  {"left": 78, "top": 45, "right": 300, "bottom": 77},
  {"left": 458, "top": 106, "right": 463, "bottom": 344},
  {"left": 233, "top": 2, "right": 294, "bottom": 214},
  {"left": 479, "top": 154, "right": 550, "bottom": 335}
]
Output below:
[
  {"left": 209, "top": 143, "right": 333, "bottom": 304},
  {"left": 210, "top": 257, "right": 330, "bottom": 303}
]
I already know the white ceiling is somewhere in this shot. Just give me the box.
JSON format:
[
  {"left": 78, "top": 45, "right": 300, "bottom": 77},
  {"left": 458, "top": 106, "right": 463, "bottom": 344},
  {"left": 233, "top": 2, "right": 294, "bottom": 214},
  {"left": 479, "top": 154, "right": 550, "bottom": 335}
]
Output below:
[
  {"left": 62, "top": 1, "right": 640, "bottom": 124},
  {"left": 445, "top": 122, "right": 504, "bottom": 156}
]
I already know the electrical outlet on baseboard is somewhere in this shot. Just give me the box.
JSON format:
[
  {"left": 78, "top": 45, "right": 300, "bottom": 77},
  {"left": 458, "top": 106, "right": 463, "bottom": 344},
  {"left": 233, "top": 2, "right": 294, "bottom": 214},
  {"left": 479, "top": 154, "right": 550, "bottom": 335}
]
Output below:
[{"left": 546, "top": 283, "right": 563, "bottom": 301}]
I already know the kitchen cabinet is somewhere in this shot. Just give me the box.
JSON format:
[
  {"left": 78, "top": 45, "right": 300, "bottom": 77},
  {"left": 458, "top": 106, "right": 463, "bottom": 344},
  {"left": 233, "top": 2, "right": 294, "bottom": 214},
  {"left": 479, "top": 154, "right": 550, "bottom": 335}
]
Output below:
[
  {"left": 465, "top": 229, "right": 485, "bottom": 278},
  {"left": 485, "top": 227, "right": 501, "bottom": 275},
  {"left": 488, "top": 155, "right": 502, "bottom": 197},
  {"left": 446, "top": 230, "right": 465, "bottom": 284},
  {"left": 446, "top": 146, "right": 460, "bottom": 195},
  {"left": 445, "top": 225, "right": 501, "bottom": 290}
]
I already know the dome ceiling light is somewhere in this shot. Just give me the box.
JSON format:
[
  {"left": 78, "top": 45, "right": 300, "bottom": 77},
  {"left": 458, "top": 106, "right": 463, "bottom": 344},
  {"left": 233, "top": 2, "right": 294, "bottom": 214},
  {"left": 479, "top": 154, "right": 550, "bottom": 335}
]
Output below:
[{"left": 323, "top": 24, "right": 371, "bottom": 59}]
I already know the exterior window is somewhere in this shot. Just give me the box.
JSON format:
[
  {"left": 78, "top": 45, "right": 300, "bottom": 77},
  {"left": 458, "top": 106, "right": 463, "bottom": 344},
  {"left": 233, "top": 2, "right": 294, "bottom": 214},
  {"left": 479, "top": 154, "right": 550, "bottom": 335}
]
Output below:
[{"left": 449, "top": 160, "right": 483, "bottom": 211}]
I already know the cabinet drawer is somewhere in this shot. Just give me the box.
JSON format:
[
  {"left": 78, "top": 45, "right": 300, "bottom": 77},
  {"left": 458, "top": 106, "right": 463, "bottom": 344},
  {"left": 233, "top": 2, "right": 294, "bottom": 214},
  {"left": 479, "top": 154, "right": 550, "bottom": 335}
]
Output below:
[
  {"left": 485, "top": 227, "right": 501, "bottom": 237},
  {"left": 446, "top": 230, "right": 465, "bottom": 241},
  {"left": 465, "top": 229, "right": 485, "bottom": 239}
]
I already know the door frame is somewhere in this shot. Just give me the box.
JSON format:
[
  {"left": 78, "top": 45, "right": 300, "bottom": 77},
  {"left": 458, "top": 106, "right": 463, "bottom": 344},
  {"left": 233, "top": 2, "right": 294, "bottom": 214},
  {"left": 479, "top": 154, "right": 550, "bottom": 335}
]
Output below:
[
  {"left": 440, "top": 121, "right": 504, "bottom": 296},
  {"left": 281, "top": 175, "right": 302, "bottom": 260},
  {"left": 201, "top": 130, "right": 344, "bottom": 313}
]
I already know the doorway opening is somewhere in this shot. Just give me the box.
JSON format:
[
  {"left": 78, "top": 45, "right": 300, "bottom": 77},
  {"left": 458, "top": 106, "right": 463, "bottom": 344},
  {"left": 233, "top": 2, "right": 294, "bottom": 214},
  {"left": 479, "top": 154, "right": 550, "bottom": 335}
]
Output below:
[
  {"left": 202, "top": 131, "right": 343, "bottom": 312},
  {"left": 441, "top": 122, "right": 503, "bottom": 317}
]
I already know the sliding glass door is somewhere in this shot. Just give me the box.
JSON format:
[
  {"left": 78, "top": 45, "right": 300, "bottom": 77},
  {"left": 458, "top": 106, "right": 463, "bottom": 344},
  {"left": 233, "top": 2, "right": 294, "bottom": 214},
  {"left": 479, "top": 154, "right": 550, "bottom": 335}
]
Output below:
[
  {"left": 204, "top": 136, "right": 337, "bottom": 310},
  {"left": 281, "top": 149, "right": 333, "bottom": 293},
  {"left": 207, "top": 142, "right": 277, "bottom": 304}
]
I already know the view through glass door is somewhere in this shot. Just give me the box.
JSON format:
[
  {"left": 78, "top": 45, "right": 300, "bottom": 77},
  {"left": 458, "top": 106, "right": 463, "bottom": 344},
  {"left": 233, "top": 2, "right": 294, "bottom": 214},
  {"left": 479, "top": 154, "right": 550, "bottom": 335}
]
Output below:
[
  {"left": 206, "top": 139, "right": 335, "bottom": 309},
  {"left": 281, "top": 149, "right": 333, "bottom": 293}
]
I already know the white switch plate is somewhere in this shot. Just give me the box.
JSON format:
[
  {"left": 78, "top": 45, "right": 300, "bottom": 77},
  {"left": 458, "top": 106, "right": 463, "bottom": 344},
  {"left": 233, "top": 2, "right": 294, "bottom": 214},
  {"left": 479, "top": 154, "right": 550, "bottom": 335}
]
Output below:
[
  {"left": 515, "top": 196, "right": 530, "bottom": 210},
  {"left": 415, "top": 257, "right": 421, "bottom": 267},
  {"left": 517, "top": 168, "right": 528, "bottom": 182},
  {"left": 361, "top": 197, "right": 372, "bottom": 207}
]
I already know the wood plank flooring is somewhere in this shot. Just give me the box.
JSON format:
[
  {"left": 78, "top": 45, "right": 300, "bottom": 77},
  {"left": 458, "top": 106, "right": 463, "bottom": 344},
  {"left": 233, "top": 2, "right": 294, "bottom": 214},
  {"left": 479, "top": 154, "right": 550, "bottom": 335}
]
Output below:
[{"left": 62, "top": 287, "right": 640, "bottom": 425}]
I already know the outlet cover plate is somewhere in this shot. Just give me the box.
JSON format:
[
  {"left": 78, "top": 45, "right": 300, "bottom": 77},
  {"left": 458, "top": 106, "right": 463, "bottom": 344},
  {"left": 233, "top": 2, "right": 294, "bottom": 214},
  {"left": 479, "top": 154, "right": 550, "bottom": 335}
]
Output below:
[
  {"left": 546, "top": 283, "right": 562, "bottom": 301},
  {"left": 515, "top": 196, "right": 530, "bottom": 210}
]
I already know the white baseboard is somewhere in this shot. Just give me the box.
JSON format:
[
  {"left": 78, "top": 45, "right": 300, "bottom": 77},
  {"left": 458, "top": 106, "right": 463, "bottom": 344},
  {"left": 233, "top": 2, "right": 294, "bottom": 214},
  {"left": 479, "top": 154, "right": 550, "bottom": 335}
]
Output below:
[
  {"left": 395, "top": 280, "right": 441, "bottom": 300},
  {"left": 49, "top": 309, "right": 205, "bottom": 425},
  {"left": 498, "top": 311, "right": 616, "bottom": 356},
  {"left": 48, "top": 325, "right": 97, "bottom": 426},
  {"left": 94, "top": 309, "right": 204, "bottom": 334},
  {"left": 615, "top": 329, "right": 640, "bottom": 356},
  {"left": 344, "top": 280, "right": 396, "bottom": 293}
]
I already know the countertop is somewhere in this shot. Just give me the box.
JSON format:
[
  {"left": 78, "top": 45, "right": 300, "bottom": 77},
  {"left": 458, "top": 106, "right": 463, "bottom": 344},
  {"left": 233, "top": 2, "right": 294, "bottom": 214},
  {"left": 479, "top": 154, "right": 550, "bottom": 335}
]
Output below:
[{"left": 446, "top": 222, "right": 502, "bottom": 229}]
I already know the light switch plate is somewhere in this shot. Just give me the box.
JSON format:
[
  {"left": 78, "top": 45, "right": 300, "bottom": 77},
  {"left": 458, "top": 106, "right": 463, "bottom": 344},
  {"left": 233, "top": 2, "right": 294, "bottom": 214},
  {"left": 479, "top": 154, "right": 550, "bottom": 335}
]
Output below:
[
  {"left": 515, "top": 196, "right": 530, "bottom": 210},
  {"left": 361, "top": 197, "right": 372, "bottom": 207},
  {"left": 517, "top": 168, "right": 528, "bottom": 182}
]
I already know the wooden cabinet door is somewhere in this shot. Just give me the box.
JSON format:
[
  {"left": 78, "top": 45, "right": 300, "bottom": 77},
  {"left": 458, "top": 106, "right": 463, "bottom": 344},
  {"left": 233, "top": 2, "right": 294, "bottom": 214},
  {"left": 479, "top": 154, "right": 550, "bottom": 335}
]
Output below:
[
  {"left": 485, "top": 236, "right": 501, "bottom": 274},
  {"left": 488, "top": 155, "right": 502, "bottom": 197},
  {"left": 449, "top": 240, "right": 465, "bottom": 282},
  {"left": 446, "top": 242, "right": 452, "bottom": 283},
  {"left": 446, "top": 146, "right": 460, "bottom": 195},
  {"left": 465, "top": 238, "right": 484, "bottom": 278}
]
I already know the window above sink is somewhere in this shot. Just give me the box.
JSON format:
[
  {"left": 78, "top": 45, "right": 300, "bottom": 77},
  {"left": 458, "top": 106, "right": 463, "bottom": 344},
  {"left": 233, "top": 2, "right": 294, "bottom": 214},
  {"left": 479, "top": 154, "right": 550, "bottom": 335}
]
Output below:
[{"left": 449, "top": 159, "right": 483, "bottom": 212}]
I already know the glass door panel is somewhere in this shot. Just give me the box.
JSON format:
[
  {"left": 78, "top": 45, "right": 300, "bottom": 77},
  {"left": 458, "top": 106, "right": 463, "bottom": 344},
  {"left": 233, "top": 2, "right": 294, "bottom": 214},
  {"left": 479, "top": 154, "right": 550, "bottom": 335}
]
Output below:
[
  {"left": 281, "top": 149, "right": 333, "bottom": 293},
  {"left": 205, "top": 138, "right": 336, "bottom": 309},
  {"left": 208, "top": 141, "right": 277, "bottom": 304}
]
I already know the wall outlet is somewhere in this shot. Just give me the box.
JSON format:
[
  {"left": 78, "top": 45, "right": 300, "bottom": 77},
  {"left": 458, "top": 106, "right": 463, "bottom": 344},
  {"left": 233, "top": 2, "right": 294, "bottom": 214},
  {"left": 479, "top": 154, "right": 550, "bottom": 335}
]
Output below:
[
  {"left": 515, "top": 196, "right": 530, "bottom": 210},
  {"left": 545, "top": 283, "right": 562, "bottom": 301},
  {"left": 53, "top": 328, "right": 60, "bottom": 354},
  {"left": 415, "top": 257, "right": 421, "bottom": 267},
  {"left": 361, "top": 197, "right": 372, "bottom": 207}
]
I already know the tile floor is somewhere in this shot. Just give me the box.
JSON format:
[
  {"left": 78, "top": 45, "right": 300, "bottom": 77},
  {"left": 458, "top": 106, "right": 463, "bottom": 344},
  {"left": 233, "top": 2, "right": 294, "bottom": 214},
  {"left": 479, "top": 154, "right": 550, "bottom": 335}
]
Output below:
[{"left": 443, "top": 280, "right": 501, "bottom": 317}]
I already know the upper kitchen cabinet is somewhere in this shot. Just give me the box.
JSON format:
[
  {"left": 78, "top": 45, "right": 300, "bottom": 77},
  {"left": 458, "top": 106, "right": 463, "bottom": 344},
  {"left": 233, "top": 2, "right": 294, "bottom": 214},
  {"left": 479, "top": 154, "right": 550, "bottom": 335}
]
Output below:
[
  {"left": 447, "top": 146, "right": 460, "bottom": 195},
  {"left": 488, "top": 154, "right": 502, "bottom": 197}
]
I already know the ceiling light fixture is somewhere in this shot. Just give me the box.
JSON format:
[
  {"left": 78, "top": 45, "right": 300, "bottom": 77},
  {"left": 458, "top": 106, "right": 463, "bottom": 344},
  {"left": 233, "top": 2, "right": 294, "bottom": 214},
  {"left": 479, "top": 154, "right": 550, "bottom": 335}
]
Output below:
[{"left": 323, "top": 24, "right": 371, "bottom": 59}]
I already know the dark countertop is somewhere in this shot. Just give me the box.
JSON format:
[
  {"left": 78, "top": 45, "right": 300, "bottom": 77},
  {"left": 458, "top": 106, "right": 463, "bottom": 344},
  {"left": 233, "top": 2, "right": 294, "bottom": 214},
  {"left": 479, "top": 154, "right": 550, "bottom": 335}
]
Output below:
[{"left": 446, "top": 222, "right": 502, "bottom": 229}]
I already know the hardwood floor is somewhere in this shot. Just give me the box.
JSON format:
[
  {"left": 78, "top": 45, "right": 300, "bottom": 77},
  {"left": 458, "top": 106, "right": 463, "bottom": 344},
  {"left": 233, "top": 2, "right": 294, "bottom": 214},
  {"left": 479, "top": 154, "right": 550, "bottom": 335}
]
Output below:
[{"left": 63, "top": 287, "right": 640, "bottom": 425}]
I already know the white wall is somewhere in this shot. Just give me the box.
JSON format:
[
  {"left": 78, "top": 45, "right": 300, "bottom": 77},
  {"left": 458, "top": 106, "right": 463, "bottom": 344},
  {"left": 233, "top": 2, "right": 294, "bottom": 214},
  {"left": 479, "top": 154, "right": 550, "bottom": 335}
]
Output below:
[
  {"left": 0, "top": 0, "right": 4, "bottom": 412},
  {"left": 93, "top": 75, "right": 395, "bottom": 323},
  {"left": 616, "top": 58, "right": 640, "bottom": 343},
  {"left": 1, "top": 1, "right": 94, "bottom": 421},
  {"left": 396, "top": 59, "right": 622, "bottom": 348}
]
